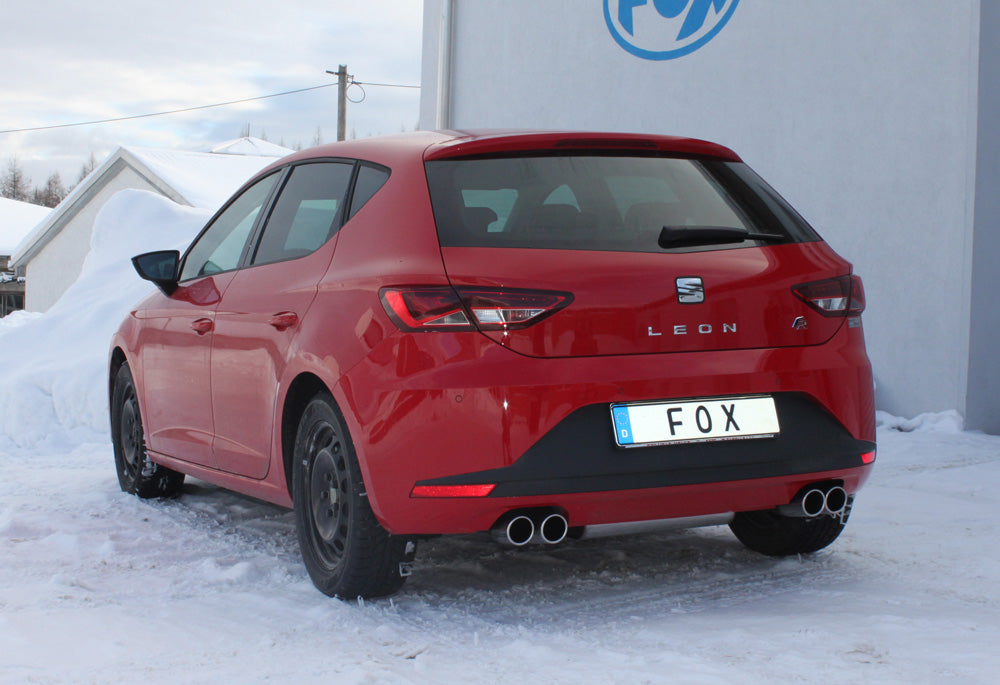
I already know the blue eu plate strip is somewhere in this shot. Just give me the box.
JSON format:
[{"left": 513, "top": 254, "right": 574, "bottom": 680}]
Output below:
[{"left": 612, "top": 405, "right": 634, "bottom": 445}]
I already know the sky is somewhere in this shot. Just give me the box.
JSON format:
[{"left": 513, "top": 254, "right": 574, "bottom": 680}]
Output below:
[{"left": 0, "top": 0, "right": 424, "bottom": 189}]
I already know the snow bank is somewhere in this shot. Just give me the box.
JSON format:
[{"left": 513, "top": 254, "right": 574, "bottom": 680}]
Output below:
[
  {"left": 0, "top": 189, "right": 209, "bottom": 449},
  {"left": 876, "top": 409, "right": 965, "bottom": 434}
]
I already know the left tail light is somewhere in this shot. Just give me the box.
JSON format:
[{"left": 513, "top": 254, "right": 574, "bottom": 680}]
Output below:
[
  {"left": 380, "top": 286, "right": 573, "bottom": 332},
  {"left": 792, "top": 275, "right": 865, "bottom": 317}
]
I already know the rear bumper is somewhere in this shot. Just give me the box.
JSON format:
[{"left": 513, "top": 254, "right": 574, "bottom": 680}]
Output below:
[
  {"left": 417, "top": 394, "right": 874, "bottom": 496},
  {"left": 334, "top": 321, "right": 875, "bottom": 535}
]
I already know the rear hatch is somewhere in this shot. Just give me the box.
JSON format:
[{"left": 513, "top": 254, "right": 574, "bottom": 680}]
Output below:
[{"left": 423, "top": 145, "right": 858, "bottom": 358}]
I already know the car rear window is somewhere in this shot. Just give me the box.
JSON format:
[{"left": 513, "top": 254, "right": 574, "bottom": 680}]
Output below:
[{"left": 425, "top": 156, "right": 819, "bottom": 253}]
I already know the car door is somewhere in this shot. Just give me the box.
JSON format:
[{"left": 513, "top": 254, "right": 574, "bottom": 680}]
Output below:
[
  {"left": 209, "top": 161, "right": 355, "bottom": 478},
  {"left": 139, "top": 171, "right": 280, "bottom": 467}
]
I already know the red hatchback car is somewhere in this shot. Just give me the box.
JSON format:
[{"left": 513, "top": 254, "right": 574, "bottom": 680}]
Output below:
[{"left": 110, "top": 130, "right": 875, "bottom": 598}]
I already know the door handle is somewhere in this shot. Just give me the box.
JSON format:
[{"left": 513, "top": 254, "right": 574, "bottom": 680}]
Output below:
[
  {"left": 268, "top": 311, "right": 299, "bottom": 331},
  {"left": 191, "top": 318, "right": 213, "bottom": 335}
]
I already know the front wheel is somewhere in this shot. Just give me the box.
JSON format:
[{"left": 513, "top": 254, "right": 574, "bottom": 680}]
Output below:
[
  {"left": 292, "top": 393, "right": 414, "bottom": 599},
  {"left": 110, "top": 362, "right": 185, "bottom": 499},
  {"left": 729, "top": 507, "right": 849, "bottom": 557}
]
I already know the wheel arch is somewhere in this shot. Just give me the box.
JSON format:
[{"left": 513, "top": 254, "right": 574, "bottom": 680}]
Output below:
[
  {"left": 108, "top": 346, "right": 129, "bottom": 413},
  {"left": 281, "top": 372, "right": 333, "bottom": 499}
]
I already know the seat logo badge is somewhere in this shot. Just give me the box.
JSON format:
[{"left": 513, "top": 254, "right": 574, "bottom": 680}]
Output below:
[
  {"left": 676, "top": 277, "right": 705, "bottom": 304},
  {"left": 792, "top": 316, "right": 809, "bottom": 331},
  {"left": 604, "top": 0, "right": 740, "bottom": 61}
]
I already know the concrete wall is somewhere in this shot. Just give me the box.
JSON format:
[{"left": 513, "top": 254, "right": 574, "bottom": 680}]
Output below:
[
  {"left": 26, "top": 166, "right": 158, "bottom": 312},
  {"left": 967, "top": 1, "right": 1000, "bottom": 433},
  {"left": 422, "top": 0, "right": 987, "bottom": 422}
]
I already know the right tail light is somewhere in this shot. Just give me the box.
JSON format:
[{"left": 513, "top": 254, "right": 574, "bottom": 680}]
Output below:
[{"left": 792, "top": 275, "right": 865, "bottom": 317}]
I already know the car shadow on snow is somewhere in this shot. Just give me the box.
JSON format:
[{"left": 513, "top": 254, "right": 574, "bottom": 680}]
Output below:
[{"left": 155, "top": 479, "right": 860, "bottom": 622}]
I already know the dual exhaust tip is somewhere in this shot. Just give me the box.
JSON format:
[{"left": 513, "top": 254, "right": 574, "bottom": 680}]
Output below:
[
  {"left": 778, "top": 484, "right": 849, "bottom": 518},
  {"left": 491, "top": 485, "right": 849, "bottom": 546},
  {"left": 491, "top": 511, "right": 569, "bottom": 546}
]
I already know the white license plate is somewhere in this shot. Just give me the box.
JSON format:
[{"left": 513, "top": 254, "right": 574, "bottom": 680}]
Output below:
[{"left": 611, "top": 396, "right": 780, "bottom": 448}]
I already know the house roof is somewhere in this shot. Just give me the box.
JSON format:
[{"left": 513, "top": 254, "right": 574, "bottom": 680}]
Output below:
[
  {"left": 11, "top": 138, "right": 291, "bottom": 268},
  {"left": 0, "top": 197, "right": 51, "bottom": 256},
  {"left": 210, "top": 137, "right": 296, "bottom": 157}
]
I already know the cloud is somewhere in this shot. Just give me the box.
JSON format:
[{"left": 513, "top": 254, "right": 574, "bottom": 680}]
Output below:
[{"left": 1, "top": 0, "right": 423, "bottom": 184}]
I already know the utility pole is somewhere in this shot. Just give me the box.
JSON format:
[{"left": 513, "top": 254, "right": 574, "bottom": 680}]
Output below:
[{"left": 325, "top": 65, "right": 349, "bottom": 141}]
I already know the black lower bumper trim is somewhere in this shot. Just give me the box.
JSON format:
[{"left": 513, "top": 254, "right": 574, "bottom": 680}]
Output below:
[{"left": 417, "top": 393, "right": 874, "bottom": 497}]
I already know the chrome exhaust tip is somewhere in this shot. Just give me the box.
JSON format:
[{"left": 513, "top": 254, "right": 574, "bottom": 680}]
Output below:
[
  {"left": 823, "top": 486, "right": 848, "bottom": 515},
  {"left": 491, "top": 514, "right": 535, "bottom": 547},
  {"left": 776, "top": 484, "right": 850, "bottom": 518},
  {"left": 800, "top": 488, "right": 827, "bottom": 517},
  {"left": 538, "top": 513, "right": 568, "bottom": 545}
]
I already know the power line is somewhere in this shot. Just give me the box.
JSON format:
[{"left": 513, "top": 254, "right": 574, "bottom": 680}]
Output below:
[
  {"left": 0, "top": 83, "right": 337, "bottom": 135},
  {"left": 351, "top": 79, "right": 420, "bottom": 89}
]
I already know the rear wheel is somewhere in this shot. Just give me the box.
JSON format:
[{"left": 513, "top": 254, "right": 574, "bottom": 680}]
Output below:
[
  {"left": 729, "top": 508, "right": 848, "bottom": 557},
  {"left": 292, "top": 393, "right": 413, "bottom": 599},
  {"left": 111, "top": 362, "right": 185, "bottom": 498}
]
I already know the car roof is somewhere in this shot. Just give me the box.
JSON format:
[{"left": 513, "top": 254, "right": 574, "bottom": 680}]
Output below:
[{"left": 259, "top": 129, "right": 742, "bottom": 173}]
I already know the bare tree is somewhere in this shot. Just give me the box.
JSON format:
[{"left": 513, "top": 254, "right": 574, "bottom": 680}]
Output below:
[
  {"left": 1, "top": 157, "right": 31, "bottom": 202},
  {"left": 38, "top": 172, "right": 67, "bottom": 208},
  {"left": 76, "top": 153, "right": 97, "bottom": 185}
]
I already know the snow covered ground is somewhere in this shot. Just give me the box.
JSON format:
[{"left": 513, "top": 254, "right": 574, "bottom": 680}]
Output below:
[{"left": 1, "top": 191, "right": 999, "bottom": 683}]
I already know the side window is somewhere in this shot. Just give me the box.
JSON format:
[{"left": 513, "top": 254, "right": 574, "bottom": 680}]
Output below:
[
  {"left": 348, "top": 164, "right": 390, "bottom": 220},
  {"left": 180, "top": 172, "right": 279, "bottom": 281},
  {"left": 251, "top": 162, "right": 353, "bottom": 266}
]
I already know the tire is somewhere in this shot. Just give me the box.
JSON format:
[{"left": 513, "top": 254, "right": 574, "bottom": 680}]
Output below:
[
  {"left": 292, "top": 392, "right": 414, "bottom": 599},
  {"left": 111, "top": 362, "right": 185, "bottom": 499},
  {"left": 729, "top": 507, "right": 849, "bottom": 557}
]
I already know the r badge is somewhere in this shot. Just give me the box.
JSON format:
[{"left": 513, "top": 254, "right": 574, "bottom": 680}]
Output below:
[{"left": 676, "top": 277, "right": 705, "bottom": 304}]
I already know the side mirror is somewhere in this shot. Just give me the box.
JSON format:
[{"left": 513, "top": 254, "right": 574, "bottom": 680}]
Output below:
[{"left": 131, "top": 250, "right": 180, "bottom": 295}]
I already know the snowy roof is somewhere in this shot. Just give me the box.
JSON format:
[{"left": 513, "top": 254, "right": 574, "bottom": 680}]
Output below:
[
  {"left": 210, "top": 136, "right": 295, "bottom": 157},
  {"left": 126, "top": 146, "right": 283, "bottom": 210},
  {"left": 0, "top": 197, "right": 51, "bottom": 256},
  {"left": 12, "top": 141, "right": 289, "bottom": 267}
]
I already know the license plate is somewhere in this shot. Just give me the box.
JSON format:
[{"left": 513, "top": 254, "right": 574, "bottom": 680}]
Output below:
[{"left": 610, "top": 396, "right": 780, "bottom": 448}]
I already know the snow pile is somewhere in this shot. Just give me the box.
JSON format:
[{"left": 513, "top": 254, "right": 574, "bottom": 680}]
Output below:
[
  {"left": 876, "top": 409, "right": 965, "bottom": 433},
  {"left": 0, "top": 190, "right": 209, "bottom": 449}
]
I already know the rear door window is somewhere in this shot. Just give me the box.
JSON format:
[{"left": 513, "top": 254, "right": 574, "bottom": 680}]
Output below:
[{"left": 251, "top": 162, "right": 354, "bottom": 266}]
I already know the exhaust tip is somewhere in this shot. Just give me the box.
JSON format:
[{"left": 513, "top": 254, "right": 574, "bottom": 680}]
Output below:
[
  {"left": 539, "top": 513, "right": 568, "bottom": 545},
  {"left": 496, "top": 515, "right": 534, "bottom": 546},
  {"left": 824, "top": 486, "right": 848, "bottom": 515},
  {"left": 801, "top": 489, "right": 827, "bottom": 517}
]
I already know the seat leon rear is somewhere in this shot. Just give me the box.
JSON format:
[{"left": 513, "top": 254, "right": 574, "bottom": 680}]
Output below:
[{"left": 110, "top": 130, "right": 875, "bottom": 598}]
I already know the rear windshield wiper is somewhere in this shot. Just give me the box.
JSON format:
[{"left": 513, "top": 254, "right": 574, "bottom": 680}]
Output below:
[{"left": 658, "top": 225, "right": 785, "bottom": 249}]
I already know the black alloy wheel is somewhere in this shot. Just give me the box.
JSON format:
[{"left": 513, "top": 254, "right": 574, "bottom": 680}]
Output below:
[
  {"left": 292, "top": 392, "right": 414, "bottom": 599},
  {"left": 110, "top": 362, "right": 184, "bottom": 498}
]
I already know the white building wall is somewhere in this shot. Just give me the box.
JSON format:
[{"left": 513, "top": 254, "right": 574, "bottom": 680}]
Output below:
[
  {"left": 26, "top": 168, "right": 159, "bottom": 312},
  {"left": 422, "top": 0, "right": 986, "bottom": 423}
]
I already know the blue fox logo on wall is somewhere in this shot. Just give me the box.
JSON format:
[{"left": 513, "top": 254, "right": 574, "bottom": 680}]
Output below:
[{"left": 604, "top": 0, "right": 740, "bottom": 60}]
